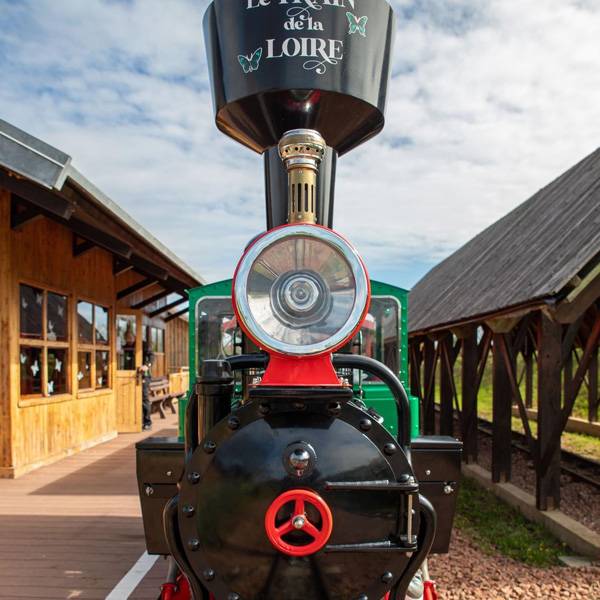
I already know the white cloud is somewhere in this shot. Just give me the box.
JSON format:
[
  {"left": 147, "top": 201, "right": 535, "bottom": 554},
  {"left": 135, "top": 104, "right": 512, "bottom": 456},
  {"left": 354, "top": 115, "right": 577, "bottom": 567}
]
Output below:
[{"left": 1, "top": 0, "right": 599, "bottom": 286}]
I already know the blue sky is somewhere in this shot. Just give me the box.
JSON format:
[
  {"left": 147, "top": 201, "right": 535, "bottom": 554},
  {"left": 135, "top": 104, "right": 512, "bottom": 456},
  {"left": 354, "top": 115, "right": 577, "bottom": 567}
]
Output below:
[{"left": 1, "top": 0, "right": 600, "bottom": 287}]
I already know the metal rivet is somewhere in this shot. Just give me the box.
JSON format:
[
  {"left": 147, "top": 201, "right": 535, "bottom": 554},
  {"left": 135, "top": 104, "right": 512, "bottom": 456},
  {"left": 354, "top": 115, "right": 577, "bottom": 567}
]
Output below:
[
  {"left": 203, "top": 568, "right": 215, "bottom": 581},
  {"left": 187, "top": 471, "right": 201, "bottom": 484},
  {"left": 384, "top": 443, "right": 397, "bottom": 455},
  {"left": 228, "top": 417, "right": 240, "bottom": 430},
  {"left": 259, "top": 403, "right": 270, "bottom": 415},
  {"left": 360, "top": 418, "right": 372, "bottom": 431},
  {"left": 145, "top": 485, "right": 154, "bottom": 497},
  {"left": 188, "top": 539, "right": 200, "bottom": 551},
  {"left": 357, "top": 595, "right": 368, "bottom": 600},
  {"left": 293, "top": 401, "right": 306, "bottom": 411},
  {"left": 381, "top": 572, "right": 393, "bottom": 584},
  {"left": 425, "top": 469, "right": 431, "bottom": 476},
  {"left": 182, "top": 504, "right": 195, "bottom": 517},
  {"left": 166, "top": 470, "right": 173, "bottom": 477},
  {"left": 228, "top": 594, "right": 240, "bottom": 600},
  {"left": 328, "top": 402, "right": 341, "bottom": 416},
  {"left": 204, "top": 440, "right": 217, "bottom": 454},
  {"left": 444, "top": 484, "right": 455, "bottom": 495}
]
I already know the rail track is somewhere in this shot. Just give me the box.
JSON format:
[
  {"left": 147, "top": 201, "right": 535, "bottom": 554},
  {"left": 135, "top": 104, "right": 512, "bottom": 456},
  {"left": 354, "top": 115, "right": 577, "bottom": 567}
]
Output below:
[{"left": 477, "top": 416, "right": 600, "bottom": 489}]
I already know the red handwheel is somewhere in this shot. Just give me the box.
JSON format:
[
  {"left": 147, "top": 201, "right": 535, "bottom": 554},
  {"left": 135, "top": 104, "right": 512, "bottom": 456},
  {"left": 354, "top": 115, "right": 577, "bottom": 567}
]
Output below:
[{"left": 265, "top": 489, "right": 333, "bottom": 557}]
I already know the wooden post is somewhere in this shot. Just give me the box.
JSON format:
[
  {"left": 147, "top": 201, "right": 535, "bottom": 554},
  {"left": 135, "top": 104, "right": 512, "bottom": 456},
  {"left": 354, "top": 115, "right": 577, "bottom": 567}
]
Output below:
[
  {"left": 409, "top": 341, "right": 422, "bottom": 402},
  {"left": 423, "top": 338, "right": 436, "bottom": 435},
  {"left": 525, "top": 341, "right": 534, "bottom": 409},
  {"left": 0, "top": 191, "right": 13, "bottom": 475},
  {"left": 492, "top": 333, "right": 512, "bottom": 483},
  {"left": 589, "top": 346, "right": 598, "bottom": 423},
  {"left": 461, "top": 329, "right": 478, "bottom": 463},
  {"left": 440, "top": 336, "right": 454, "bottom": 436},
  {"left": 537, "top": 312, "right": 562, "bottom": 511},
  {"left": 563, "top": 347, "right": 573, "bottom": 411}
]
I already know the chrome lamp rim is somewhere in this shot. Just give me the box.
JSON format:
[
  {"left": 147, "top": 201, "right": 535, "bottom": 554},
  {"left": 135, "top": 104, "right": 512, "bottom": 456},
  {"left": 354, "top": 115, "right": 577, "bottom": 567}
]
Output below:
[{"left": 234, "top": 225, "right": 369, "bottom": 356}]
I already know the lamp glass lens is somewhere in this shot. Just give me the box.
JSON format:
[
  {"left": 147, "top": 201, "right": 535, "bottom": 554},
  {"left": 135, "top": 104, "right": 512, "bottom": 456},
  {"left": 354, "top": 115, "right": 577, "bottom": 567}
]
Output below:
[{"left": 246, "top": 235, "right": 357, "bottom": 348}]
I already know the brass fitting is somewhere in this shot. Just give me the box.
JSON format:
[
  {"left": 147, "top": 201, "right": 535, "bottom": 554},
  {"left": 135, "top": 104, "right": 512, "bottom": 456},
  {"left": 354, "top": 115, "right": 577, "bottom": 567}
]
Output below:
[{"left": 278, "top": 129, "right": 326, "bottom": 224}]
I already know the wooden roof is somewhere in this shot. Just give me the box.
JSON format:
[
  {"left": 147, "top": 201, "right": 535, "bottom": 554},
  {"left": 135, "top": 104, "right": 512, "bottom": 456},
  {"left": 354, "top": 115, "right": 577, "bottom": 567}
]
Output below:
[
  {"left": 0, "top": 118, "right": 205, "bottom": 304},
  {"left": 409, "top": 147, "right": 600, "bottom": 334}
]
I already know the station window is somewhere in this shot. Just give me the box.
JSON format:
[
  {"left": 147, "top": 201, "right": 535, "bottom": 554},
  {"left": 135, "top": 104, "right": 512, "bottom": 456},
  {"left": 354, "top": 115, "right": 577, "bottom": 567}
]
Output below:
[
  {"left": 148, "top": 326, "right": 166, "bottom": 377},
  {"left": 117, "top": 315, "right": 137, "bottom": 370},
  {"left": 19, "top": 284, "right": 69, "bottom": 397},
  {"left": 77, "top": 301, "right": 111, "bottom": 390}
]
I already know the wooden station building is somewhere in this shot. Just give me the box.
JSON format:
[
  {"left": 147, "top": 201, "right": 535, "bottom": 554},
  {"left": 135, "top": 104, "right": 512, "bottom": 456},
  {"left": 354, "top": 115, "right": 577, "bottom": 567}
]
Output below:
[
  {"left": 408, "top": 148, "right": 600, "bottom": 511},
  {"left": 0, "top": 119, "right": 203, "bottom": 478}
]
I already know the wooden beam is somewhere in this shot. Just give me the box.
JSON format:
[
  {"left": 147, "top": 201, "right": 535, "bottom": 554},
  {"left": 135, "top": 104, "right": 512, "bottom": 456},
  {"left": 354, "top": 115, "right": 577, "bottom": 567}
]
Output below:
[
  {"left": 117, "top": 277, "right": 157, "bottom": 301},
  {"left": 128, "top": 254, "right": 169, "bottom": 282},
  {"left": 69, "top": 217, "right": 132, "bottom": 259},
  {"left": 554, "top": 271, "right": 600, "bottom": 324},
  {"left": 164, "top": 307, "right": 188, "bottom": 323},
  {"left": 113, "top": 257, "right": 133, "bottom": 276},
  {"left": 148, "top": 297, "right": 186, "bottom": 318},
  {"left": 422, "top": 338, "right": 437, "bottom": 435},
  {"left": 440, "top": 336, "right": 456, "bottom": 436},
  {"left": 72, "top": 235, "right": 95, "bottom": 257},
  {"left": 131, "top": 289, "right": 169, "bottom": 311},
  {"left": 536, "top": 312, "right": 562, "bottom": 511},
  {"left": 461, "top": 329, "right": 479, "bottom": 463},
  {"left": 499, "top": 334, "right": 537, "bottom": 458},
  {"left": 524, "top": 339, "right": 534, "bottom": 409},
  {"left": 409, "top": 342, "right": 423, "bottom": 401},
  {"left": 492, "top": 333, "right": 512, "bottom": 483},
  {"left": 589, "top": 347, "right": 599, "bottom": 423},
  {"left": 1, "top": 173, "right": 74, "bottom": 220},
  {"left": 10, "top": 197, "right": 42, "bottom": 230}
]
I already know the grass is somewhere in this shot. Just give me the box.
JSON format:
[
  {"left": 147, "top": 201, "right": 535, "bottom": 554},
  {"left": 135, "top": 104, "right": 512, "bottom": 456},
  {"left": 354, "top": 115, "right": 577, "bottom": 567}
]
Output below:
[{"left": 455, "top": 478, "right": 569, "bottom": 567}]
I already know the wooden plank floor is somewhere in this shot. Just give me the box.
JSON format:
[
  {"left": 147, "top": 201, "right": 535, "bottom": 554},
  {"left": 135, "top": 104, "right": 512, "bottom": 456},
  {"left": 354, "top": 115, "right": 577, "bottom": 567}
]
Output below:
[{"left": 0, "top": 414, "right": 178, "bottom": 600}]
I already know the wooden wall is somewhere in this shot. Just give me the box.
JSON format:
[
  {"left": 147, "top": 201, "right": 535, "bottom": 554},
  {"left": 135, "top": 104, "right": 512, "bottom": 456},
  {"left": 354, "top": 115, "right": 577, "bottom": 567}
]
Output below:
[
  {"left": 167, "top": 316, "right": 189, "bottom": 373},
  {"left": 0, "top": 190, "right": 119, "bottom": 477}
]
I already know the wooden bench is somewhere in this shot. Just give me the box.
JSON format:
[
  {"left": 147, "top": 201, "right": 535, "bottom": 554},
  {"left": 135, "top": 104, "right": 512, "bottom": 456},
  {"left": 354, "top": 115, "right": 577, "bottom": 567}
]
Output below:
[{"left": 148, "top": 377, "right": 185, "bottom": 419}]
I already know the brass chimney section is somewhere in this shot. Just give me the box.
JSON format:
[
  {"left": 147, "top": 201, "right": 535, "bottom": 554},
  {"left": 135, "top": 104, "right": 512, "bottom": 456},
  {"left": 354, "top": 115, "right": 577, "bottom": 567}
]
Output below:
[{"left": 278, "top": 129, "right": 326, "bottom": 224}]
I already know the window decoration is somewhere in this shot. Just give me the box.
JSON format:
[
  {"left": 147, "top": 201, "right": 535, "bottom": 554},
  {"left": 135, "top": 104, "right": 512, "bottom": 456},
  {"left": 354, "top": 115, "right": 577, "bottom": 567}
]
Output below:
[
  {"left": 78, "top": 301, "right": 111, "bottom": 390},
  {"left": 77, "top": 352, "right": 92, "bottom": 389},
  {"left": 19, "top": 285, "right": 69, "bottom": 398},
  {"left": 20, "top": 347, "right": 42, "bottom": 395},
  {"left": 117, "top": 315, "right": 137, "bottom": 371},
  {"left": 96, "top": 351, "right": 109, "bottom": 388}
]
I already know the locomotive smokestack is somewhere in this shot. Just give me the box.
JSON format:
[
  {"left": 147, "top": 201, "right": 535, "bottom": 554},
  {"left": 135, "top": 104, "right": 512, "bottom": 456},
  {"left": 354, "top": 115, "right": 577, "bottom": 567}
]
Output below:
[{"left": 278, "top": 129, "right": 326, "bottom": 225}]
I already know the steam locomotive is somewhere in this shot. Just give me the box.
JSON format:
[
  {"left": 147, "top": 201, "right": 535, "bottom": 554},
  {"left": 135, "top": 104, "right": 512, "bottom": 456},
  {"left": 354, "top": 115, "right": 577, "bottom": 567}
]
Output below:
[{"left": 136, "top": 2, "right": 462, "bottom": 599}]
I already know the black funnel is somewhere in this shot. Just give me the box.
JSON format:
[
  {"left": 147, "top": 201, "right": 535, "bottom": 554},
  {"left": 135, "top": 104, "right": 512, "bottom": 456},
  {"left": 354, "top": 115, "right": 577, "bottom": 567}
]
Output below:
[{"left": 203, "top": 0, "right": 396, "bottom": 156}]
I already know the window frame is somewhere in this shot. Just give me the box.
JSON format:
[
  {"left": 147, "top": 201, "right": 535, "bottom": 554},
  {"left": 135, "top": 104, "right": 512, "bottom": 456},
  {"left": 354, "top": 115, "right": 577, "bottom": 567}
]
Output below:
[
  {"left": 77, "top": 299, "right": 111, "bottom": 392},
  {"left": 19, "top": 283, "right": 70, "bottom": 400}
]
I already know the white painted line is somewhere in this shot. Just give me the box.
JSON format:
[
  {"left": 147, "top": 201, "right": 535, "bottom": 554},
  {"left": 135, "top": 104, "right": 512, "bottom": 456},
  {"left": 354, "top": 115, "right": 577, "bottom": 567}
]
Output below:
[{"left": 106, "top": 551, "right": 159, "bottom": 599}]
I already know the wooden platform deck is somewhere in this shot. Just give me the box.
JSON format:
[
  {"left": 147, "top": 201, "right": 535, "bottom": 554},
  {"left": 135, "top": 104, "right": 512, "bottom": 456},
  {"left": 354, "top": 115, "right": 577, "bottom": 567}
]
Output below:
[{"left": 0, "top": 415, "right": 178, "bottom": 600}]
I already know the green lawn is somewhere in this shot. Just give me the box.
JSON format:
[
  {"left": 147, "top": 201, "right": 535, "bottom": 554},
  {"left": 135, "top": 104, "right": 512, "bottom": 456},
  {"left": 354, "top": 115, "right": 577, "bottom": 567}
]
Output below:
[{"left": 456, "top": 478, "right": 569, "bottom": 566}]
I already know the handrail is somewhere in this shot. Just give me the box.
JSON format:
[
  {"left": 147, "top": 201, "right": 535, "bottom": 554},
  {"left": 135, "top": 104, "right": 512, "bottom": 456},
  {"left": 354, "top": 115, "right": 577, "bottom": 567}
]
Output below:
[{"left": 225, "top": 353, "right": 411, "bottom": 448}]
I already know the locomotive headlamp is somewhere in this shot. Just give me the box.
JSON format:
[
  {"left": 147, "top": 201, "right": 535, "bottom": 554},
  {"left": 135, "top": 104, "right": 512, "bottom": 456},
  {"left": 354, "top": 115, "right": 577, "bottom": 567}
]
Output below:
[{"left": 233, "top": 224, "right": 370, "bottom": 357}]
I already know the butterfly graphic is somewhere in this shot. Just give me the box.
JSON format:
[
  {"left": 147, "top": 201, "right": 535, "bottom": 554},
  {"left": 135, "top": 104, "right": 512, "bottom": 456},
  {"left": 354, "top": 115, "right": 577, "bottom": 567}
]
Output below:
[
  {"left": 346, "top": 12, "right": 368, "bottom": 37},
  {"left": 48, "top": 380, "right": 54, "bottom": 395},
  {"left": 77, "top": 371, "right": 84, "bottom": 381},
  {"left": 55, "top": 358, "right": 62, "bottom": 373},
  {"left": 238, "top": 47, "right": 263, "bottom": 74},
  {"left": 20, "top": 353, "right": 27, "bottom": 365},
  {"left": 31, "top": 360, "right": 40, "bottom": 377}
]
